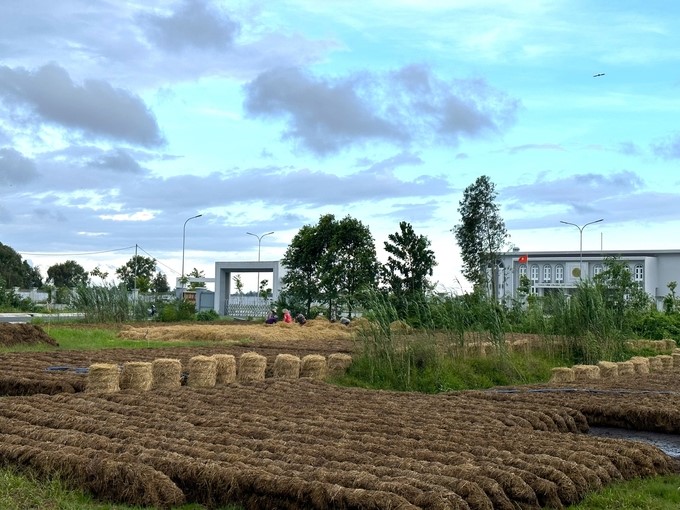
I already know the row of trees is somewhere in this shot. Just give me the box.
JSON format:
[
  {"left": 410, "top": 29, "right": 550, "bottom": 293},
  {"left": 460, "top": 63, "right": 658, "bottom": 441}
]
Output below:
[{"left": 280, "top": 214, "right": 437, "bottom": 319}]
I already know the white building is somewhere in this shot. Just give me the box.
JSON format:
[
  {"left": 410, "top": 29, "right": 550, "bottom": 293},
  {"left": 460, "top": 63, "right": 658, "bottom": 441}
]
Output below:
[{"left": 496, "top": 249, "right": 680, "bottom": 310}]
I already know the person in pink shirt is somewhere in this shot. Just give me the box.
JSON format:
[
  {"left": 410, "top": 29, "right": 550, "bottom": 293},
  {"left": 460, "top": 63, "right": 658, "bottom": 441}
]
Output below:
[{"left": 282, "top": 309, "right": 292, "bottom": 323}]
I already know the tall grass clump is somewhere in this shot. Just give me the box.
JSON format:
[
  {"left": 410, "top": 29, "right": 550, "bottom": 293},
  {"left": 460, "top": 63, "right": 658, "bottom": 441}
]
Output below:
[
  {"left": 547, "top": 281, "right": 627, "bottom": 364},
  {"left": 72, "top": 284, "right": 149, "bottom": 323}
]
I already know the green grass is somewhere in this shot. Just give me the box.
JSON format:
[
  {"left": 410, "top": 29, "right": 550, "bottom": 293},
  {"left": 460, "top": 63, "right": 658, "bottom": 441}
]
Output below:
[
  {"left": 565, "top": 474, "right": 680, "bottom": 509},
  {"left": 0, "top": 465, "right": 240, "bottom": 510}
]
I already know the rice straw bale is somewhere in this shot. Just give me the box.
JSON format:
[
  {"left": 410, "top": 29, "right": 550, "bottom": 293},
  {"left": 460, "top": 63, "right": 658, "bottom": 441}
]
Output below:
[
  {"left": 648, "top": 356, "right": 663, "bottom": 371},
  {"left": 509, "top": 339, "right": 530, "bottom": 354},
  {"left": 465, "top": 342, "right": 486, "bottom": 357},
  {"left": 616, "top": 361, "right": 634, "bottom": 376},
  {"left": 212, "top": 354, "right": 236, "bottom": 384},
  {"left": 597, "top": 361, "right": 618, "bottom": 379},
  {"left": 349, "top": 317, "right": 372, "bottom": 330},
  {"left": 87, "top": 363, "right": 120, "bottom": 393},
  {"left": 300, "top": 354, "right": 327, "bottom": 380},
  {"left": 630, "top": 356, "right": 650, "bottom": 374},
  {"left": 573, "top": 364, "right": 600, "bottom": 380},
  {"left": 327, "top": 353, "right": 353, "bottom": 377},
  {"left": 273, "top": 354, "right": 301, "bottom": 379},
  {"left": 188, "top": 355, "right": 217, "bottom": 388},
  {"left": 663, "top": 339, "right": 678, "bottom": 350},
  {"left": 151, "top": 358, "right": 182, "bottom": 389},
  {"left": 673, "top": 353, "right": 680, "bottom": 367},
  {"left": 549, "top": 367, "right": 575, "bottom": 383},
  {"left": 655, "top": 355, "right": 673, "bottom": 370},
  {"left": 119, "top": 361, "right": 152, "bottom": 391},
  {"left": 389, "top": 320, "right": 412, "bottom": 335},
  {"left": 238, "top": 352, "right": 267, "bottom": 382}
]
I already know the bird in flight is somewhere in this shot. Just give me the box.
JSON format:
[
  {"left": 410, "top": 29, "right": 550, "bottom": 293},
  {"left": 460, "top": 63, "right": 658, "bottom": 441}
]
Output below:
[{"left": 593, "top": 73, "right": 605, "bottom": 77}]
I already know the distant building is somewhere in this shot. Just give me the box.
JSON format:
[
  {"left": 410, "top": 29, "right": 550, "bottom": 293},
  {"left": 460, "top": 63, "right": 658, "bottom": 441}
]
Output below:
[{"left": 496, "top": 249, "right": 680, "bottom": 310}]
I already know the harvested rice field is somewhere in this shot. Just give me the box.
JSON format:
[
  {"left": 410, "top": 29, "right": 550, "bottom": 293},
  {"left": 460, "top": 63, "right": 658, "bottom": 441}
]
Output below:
[{"left": 1, "top": 323, "right": 680, "bottom": 508}]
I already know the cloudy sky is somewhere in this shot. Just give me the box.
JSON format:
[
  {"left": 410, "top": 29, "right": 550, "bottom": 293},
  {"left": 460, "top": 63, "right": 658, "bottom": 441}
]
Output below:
[{"left": 2, "top": 0, "right": 680, "bottom": 292}]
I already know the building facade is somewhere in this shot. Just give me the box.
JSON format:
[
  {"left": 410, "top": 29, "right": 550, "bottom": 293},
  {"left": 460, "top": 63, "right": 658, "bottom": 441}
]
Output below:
[{"left": 496, "top": 249, "right": 680, "bottom": 310}]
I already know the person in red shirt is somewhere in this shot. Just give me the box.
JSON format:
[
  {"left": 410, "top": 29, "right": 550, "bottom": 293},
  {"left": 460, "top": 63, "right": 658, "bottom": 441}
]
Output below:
[{"left": 282, "top": 309, "right": 292, "bottom": 323}]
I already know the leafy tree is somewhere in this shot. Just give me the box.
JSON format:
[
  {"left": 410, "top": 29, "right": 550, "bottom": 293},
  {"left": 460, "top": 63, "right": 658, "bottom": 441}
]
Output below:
[
  {"left": 381, "top": 221, "right": 437, "bottom": 318},
  {"left": 90, "top": 266, "right": 110, "bottom": 281},
  {"left": 453, "top": 175, "right": 508, "bottom": 300},
  {"left": 151, "top": 272, "right": 170, "bottom": 293},
  {"left": 187, "top": 268, "right": 205, "bottom": 290},
  {"left": 282, "top": 214, "right": 379, "bottom": 317},
  {"left": 46, "top": 260, "right": 89, "bottom": 288},
  {"left": 593, "top": 256, "right": 651, "bottom": 328},
  {"left": 663, "top": 281, "right": 678, "bottom": 314},
  {"left": 0, "top": 242, "right": 43, "bottom": 288},
  {"left": 116, "top": 255, "right": 157, "bottom": 292}
]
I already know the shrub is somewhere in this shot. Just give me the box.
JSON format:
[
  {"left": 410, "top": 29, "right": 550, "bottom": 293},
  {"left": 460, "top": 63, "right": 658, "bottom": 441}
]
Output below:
[{"left": 196, "top": 309, "right": 219, "bottom": 321}]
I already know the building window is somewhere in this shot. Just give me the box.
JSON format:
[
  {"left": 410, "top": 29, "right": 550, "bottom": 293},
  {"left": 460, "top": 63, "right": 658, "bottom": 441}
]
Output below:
[
  {"left": 519, "top": 264, "right": 527, "bottom": 277},
  {"left": 555, "top": 265, "right": 564, "bottom": 283},
  {"left": 634, "top": 264, "right": 644, "bottom": 282},
  {"left": 593, "top": 264, "right": 603, "bottom": 276},
  {"left": 543, "top": 265, "right": 552, "bottom": 282},
  {"left": 530, "top": 264, "right": 539, "bottom": 282}
]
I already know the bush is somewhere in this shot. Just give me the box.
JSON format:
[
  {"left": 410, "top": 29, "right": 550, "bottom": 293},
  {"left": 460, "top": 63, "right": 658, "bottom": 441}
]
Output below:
[
  {"left": 158, "top": 299, "right": 196, "bottom": 322},
  {"left": 196, "top": 309, "right": 219, "bottom": 321}
]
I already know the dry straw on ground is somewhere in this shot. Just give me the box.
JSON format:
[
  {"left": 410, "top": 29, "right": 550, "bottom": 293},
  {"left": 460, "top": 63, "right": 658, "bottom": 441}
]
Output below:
[
  {"left": 657, "top": 354, "right": 673, "bottom": 370},
  {"left": 272, "top": 354, "right": 301, "bottom": 379},
  {"left": 300, "top": 354, "right": 327, "bottom": 380},
  {"left": 87, "top": 363, "right": 120, "bottom": 393},
  {"left": 188, "top": 356, "right": 217, "bottom": 388},
  {"left": 597, "top": 361, "right": 618, "bottom": 379},
  {"left": 120, "top": 361, "right": 152, "bottom": 391},
  {"left": 152, "top": 358, "right": 182, "bottom": 389},
  {"left": 648, "top": 356, "right": 663, "bottom": 372},
  {"left": 573, "top": 364, "right": 600, "bottom": 381},
  {"left": 238, "top": 352, "right": 266, "bottom": 382},
  {"left": 549, "top": 367, "right": 574, "bottom": 383},
  {"left": 212, "top": 354, "right": 236, "bottom": 385},
  {"left": 326, "top": 353, "right": 352, "bottom": 377}
]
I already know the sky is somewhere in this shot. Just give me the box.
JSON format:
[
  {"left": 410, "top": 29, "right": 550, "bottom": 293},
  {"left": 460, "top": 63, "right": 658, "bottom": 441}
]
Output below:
[{"left": 2, "top": 0, "right": 680, "bottom": 293}]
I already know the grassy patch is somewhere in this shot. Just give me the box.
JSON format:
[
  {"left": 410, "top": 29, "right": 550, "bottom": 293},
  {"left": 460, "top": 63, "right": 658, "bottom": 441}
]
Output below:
[{"left": 566, "top": 474, "right": 680, "bottom": 509}]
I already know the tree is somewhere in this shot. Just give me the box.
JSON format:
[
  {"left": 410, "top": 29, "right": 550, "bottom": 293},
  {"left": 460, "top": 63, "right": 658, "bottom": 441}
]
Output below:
[
  {"left": 381, "top": 221, "right": 437, "bottom": 317},
  {"left": 116, "top": 255, "right": 157, "bottom": 292},
  {"left": 453, "top": 175, "right": 508, "bottom": 300},
  {"left": 282, "top": 214, "right": 379, "bottom": 317},
  {"left": 151, "top": 272, "right": 170, "bottom": 293},
  {"left": 0, "top": 242, "right": 43, "bottom": 288},
  {"left": 187, "top": 268, "right": 205, "bottom": 290},
  {"left": 593, "top": 256, "right": 651, "bottom": 327},
  {"left": 47, "top": 260, "right": 89, "bottom": 288}
]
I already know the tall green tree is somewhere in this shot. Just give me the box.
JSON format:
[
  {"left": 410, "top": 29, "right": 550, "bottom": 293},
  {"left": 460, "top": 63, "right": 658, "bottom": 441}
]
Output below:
[
  {"left": 46, "top": 260, "right": 89, "bottom": 288},
  {"left": 0, "top": 242, "right": 43, "bottom": 288},
  {"left": 453, "top": 175, "right": 508, "bottom": 300},
  {"left": 282, "top": 214, "right": 379, "bottom": 317},
  {"left": 381, "top": 221, "right": 437, "bottom": 316},
  {"left": 116, "top": 255, "right": 157, "bottom": 292},
  {"left": 151, "top": 272, "right": 170, "bottom": 293},
  {"left": 593, "top": 256, "right": 651, "bottom": 328}
]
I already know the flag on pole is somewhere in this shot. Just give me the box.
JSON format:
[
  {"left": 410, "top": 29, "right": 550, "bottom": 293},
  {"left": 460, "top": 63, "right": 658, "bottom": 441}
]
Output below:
[{"left": 518, "top": 254, "right": 528, "bottom": 264}]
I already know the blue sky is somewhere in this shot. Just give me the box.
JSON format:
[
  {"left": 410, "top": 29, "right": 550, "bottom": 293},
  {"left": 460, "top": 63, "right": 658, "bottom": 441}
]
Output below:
[{"left": 1, "top": 0, "right": 679, "bottom": 292}]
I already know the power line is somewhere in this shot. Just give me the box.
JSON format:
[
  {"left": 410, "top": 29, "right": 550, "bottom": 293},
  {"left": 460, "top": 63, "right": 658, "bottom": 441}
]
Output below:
[{"left": 18, "top": 246, "right": 137, "bottom": 256}]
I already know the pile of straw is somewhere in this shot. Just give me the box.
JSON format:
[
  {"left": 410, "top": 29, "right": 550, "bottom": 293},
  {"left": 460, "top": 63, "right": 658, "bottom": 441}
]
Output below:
[
  {"left": 87, "top": 363, "right": 120, "bottom": 393},
  {"left": 597, "top": 361, "right": 618, "bottom": 379},
  {"left": 549, "top": 367, "right": 574, "bottom": 383},
  {"left": 212, "top": 354, "right": 236, "bottom": 385},
  {"left": 572, "top": 364, "right": 600, "bottom": 381},
  {"left": 238, "top": 352, "right": 266, "bottom": 382},
  {"left": 119, "top": 361, "right": 152, "bottom": 391},
  {"left": 272, "top": 354, "right": 301, "bottom": 379},
  {"left": 616, "top": 361, "right": 635, "bottom": 376},
  {"left": 326, "top": 353, "right": 352, "bottom": 377},
  {"left": 648, "top": 356, "right": 663, "bottom": 372},
  {"left": 630, "top": 356, "right": 650, "bottom": 374},
  {"left": 509, "top": 339, "right": 530, "bottom": 354},
  {"left": 300, "top": 354, "right": 327, "bottom": 380},
  {"left": 188, "top": 356, "right": 217, "bottom": 388},
  {"left": 152, "top": 358, "right": 182, "bottom": 389},
  {"left": 656, "top": 354, "right": 673, "bottom": 370}
]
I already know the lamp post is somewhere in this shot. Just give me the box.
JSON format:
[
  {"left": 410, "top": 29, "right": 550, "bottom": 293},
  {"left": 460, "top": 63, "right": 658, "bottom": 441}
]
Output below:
[
  {"left": 247, "top": 231, "right": 274, "bottom": 296},
  {"left": 559, "top": 218, "right": 603, "bottom": 279},
  {"left": 181, "top": 214, "right": 202, "bottom": 288}
]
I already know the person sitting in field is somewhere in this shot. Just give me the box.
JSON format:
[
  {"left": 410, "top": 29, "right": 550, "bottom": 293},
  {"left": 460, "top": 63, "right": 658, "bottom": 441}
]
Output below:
[
  {"left": 340, "top": 316, "right": 350, "bottom": 326},
  {"left": 295, "top": 312, "right": 307, "bottom": 325},
  {"left": 265, "top": 309, "right": 278, "bottom": 324},
  {"left": 282, "top": 309, "right": 292, "bottom": 323}
]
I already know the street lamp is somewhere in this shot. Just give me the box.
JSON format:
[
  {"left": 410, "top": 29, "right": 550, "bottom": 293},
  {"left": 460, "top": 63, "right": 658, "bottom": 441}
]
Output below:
[
  {"left": 247, "top": 231, "right": 274, "bottom": 296},
  {"left": 559, "top": 218, "right": 603, "bottom": 279},
  {"left": 181, "top": 214, "right": 203, "bottom": 287}
]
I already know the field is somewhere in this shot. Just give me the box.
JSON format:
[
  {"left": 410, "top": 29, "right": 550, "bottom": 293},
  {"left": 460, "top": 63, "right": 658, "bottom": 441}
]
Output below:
[{"left": 1, "top": 322, "right": 679, "bottom": 509}]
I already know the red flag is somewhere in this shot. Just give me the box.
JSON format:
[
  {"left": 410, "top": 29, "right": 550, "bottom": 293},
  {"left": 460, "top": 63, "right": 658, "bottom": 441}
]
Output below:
[{"left": 518, "top": 255, "right": 528, "bottom": 264}]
